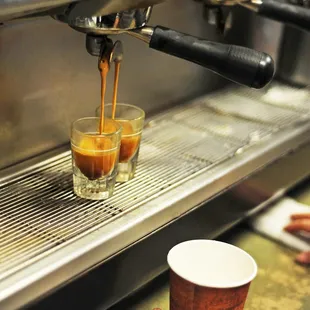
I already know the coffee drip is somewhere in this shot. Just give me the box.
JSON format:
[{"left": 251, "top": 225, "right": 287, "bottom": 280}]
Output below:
[
  {"left": 98, "top": 58, "right": 109, "bottom": 134},
  {"left": 112, "top": 61, "right": 121, "bottom": 120}
]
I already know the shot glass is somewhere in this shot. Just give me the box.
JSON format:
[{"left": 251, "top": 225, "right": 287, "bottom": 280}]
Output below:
[
  {"left": 71, "top": 117, "right": 122, "bottom": 200},
  {"left": 96, "top": 104, "right": 145, "bottom": 182},
  {"left": 168, "top": 240, "right": 257, "bottom": 310}
]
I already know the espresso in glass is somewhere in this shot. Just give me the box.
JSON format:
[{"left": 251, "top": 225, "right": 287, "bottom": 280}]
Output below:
[
  {"left": 71, "top": 117, "right": 122, "bottom": 200},
  {"left": 96, "top": 104, "right": 145, "bottom": 182}
]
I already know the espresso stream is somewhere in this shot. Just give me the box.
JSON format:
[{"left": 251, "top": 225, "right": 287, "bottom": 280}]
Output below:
[
  {"left": 111, "top": 61, "right": 140, "bottom": 163},
  {"left": 112, "top": 61, "right": 121, "bottom": 120},
  {"left": 99, "top": 58, "right": 110, "bottom": 134},
  {"left": 73, "top": 57, "right": 140, "bottom": 180}
]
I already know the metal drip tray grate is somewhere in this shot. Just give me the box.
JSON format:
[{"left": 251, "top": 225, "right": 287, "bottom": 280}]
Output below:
[
  {"left": 204, "top": 90, "right": 309, "bottom": 127},
  {"left": 168, "top": 104, "right": 274, "bottom": 144},
  {"left": 1, "top": 82, "right": 310, "bottom": 308},
  {"left": 0, "top": 121, "right": 240, "bottom": 281},
  {"left": 234, "top": 82, "right": 310, "bottom": 113}
]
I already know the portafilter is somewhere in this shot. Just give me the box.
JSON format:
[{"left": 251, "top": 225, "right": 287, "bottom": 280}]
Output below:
[{"left": 54, "top": 6, "right": 274, "bottom": 89}]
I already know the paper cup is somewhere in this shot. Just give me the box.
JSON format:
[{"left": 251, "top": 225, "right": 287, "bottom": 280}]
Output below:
[{"left": 167, "top": 240, "right": 257, "bottom": 310}]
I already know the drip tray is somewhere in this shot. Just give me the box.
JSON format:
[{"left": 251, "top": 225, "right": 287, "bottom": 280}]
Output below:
[{"left": 1, "top": 84, "right": 310, "bottom": 309}]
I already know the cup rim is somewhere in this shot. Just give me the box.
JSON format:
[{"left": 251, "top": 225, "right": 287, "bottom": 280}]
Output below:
[
  {"left": 167, "top": 239, "right": 257, "bottom": 289},
  {"left": 96, "top": 103, "right": 145, "bottom": 121},
  {"left": 72, "top": 117, "right": 122, "bottom": 137}
]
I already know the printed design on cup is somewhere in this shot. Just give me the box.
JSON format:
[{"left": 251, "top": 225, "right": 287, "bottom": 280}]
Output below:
[{"left": 170, "top": 271, "right": 250, "bottom": 310}]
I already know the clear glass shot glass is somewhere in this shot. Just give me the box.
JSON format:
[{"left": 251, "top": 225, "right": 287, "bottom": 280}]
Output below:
[
  {"left": 96, "top": 104, "right": 145, "bottom": 182},
  {"left": 71, "top": 117, "right": 122, "bottom": 200}
]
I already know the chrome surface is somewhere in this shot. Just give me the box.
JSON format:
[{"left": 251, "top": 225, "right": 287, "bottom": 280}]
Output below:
[
  {"left": 95, "top": 39, "right": 123, "bottom": 65},
  {"left": 204, "top": 89, "right": 309, "bottom": 127},
  {"left": 0, "top": 0, "right": 164, "bottom": 22},
  {"left": 229, "top": 0, "right": 310, "bottom": 86},
  {"left": 234, "top": 81, "right": 310, "bottom": 112},
  {"left": 128, "top": 26, "right": 154, "bottom": 44},
  {"left": 55, "top": 7, "right": 153, "bottom": 35},
  {"left": 239, "top": 0, "right": 262, "bottom": 12},
  {"left": 0, "top": 0, "right": 78, "bottom": 21},
  {"left": 203, "top": 0, "right": 263, "bottom": 34},
  {"left": 234, "top": 0, "right": 310, "bottom": 86},
  {"left": 65, "top": 0, "right": 164, "bottom": 19},
  {"left": 203, "top": 0, "right": 262, "bottom": 9},
  {"left": 85, "top": 34, "right": 123, "bottom": 59},
  {"left": 1, "top": 83, "right": 310, "bottom": 309},
  {"left": 277, "top": 26, "right": 310, "bottom": 86}
]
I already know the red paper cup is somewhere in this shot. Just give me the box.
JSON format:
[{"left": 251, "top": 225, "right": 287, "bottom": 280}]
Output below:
[{"left": 168, "top": 240, "right": 257, "bottom": 310}]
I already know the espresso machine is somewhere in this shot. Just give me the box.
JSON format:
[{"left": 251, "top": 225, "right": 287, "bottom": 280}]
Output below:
[{"left": 1, "top": 0, "right": 310, "bottom": 309}]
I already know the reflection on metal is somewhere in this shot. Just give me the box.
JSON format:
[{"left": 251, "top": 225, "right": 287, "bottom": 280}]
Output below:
[
  {"left": 53, "top": 7, "right": 153, "bottom": 35},
  {"left": 0, "top": 0, "right": 163, "bottom": 22},
  {"left": 234, "top": 81, "right": 310, "bottom": 112},
  {"left": 203, "top": 89, "right": 309, "bottom": 126},
  {"left": 277, "top": 25, "right": 310, "bottom": 86},
  {"left": 1, "top": 83, "right": 310, "bottom": 309}
]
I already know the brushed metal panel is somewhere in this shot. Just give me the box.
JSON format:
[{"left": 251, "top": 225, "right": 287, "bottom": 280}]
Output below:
[
  {"left": 0, "top": 0, "right": 223, "bottom": 170},
  {"left": 277, "top": 26, "right": 310, "bottom": 86}
]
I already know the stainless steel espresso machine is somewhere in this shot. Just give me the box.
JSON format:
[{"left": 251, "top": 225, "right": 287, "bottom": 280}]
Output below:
[{"left": 1, "top": 0, "right": 310, "bottom": 309}]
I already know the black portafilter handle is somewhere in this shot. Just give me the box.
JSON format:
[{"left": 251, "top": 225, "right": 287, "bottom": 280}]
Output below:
[
  {"left": 149, "top": 26, "right": 274, "bottom": 89},
  {"left": 257, "top": 0, "right": 310, "bottom": 32}
]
